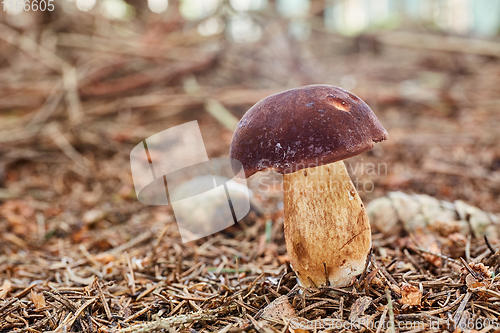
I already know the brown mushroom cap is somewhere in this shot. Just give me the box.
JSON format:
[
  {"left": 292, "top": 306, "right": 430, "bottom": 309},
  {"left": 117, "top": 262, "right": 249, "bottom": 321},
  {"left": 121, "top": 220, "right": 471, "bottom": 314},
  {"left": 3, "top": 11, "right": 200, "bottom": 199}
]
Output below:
[{"left": 230, "top": 84, "right": 388, "bottom": 178}]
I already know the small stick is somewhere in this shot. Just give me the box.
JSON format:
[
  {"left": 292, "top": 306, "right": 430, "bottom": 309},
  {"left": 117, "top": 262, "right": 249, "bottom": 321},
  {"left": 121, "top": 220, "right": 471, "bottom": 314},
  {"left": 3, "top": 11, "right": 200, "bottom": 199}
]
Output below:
[
  {"left": 246, "top": 313, "right": 266, "bottom": 333},
  {"left": 220, "top": 323, "right": 234, "bottom": 333},
  {"left": 36, "top": 212, "right": 46, "bottom": 241},
  {"left": 95, "top": 279, "right": 113, "bottom": 321},
  {"left": 56, "top": 298, "right": 97, "bottom": 332},
  {"left": 48, "top": 123, "right": 91, "bottom": 173},
  {"left": 79, "top": 244, "right": 101, "bottom": 267},
  {"left": 452, "top": 292, "right": 471, "bottom": 327},
  {"left": 415, "top": 247, "right": 461, "bottom": 265},
  {"left": 0, "top": 299, "right": 20, "bottom": 319},
  {"left": 460, "top": 258, "right": 483, "bottom": 281},
  {"left": 376, "top": 306, "right": 388, "bottom": 333},
  {"left": 385, "top": 289, "right": 395, "bottom": 333},
  {"left": 296, "top": 300, "right": 330, "bottom": 316},
  {"left": 472, "top": 303, "right": 500, "bottom": 317},
  {"left": 376, "top": 31, "right": 500, "bottom": 58},
  {"left": 10, "top": 313, "right": 29, "bottom": 330},
  {"left": 204, "top": 98, "right": 239, "bottom": 131},
  {"left": 149, "top": 224, "right": 171, "bottom": 266},
  {"left": 27, "top": 82, "right": 64, "bottom": 128},
  {"left": 43, "top": 291, "right": 78, "bottom": 312},
  {"left": 125, "top": 252, "right": 136, "bottom": 295},
  {"left": 16, "top": 316, "right": 52, "bottom": 332},
  {"left": 280, "top": 317, "right": 290, "bottom": 333},
  {"left": 107, "top": 231, "right": 154, "bottom": 256},
  {"left": 425, "top": 294, "right": 465, "bottom": 315},
  {"left": 13, "top": 284, "right": 37, "bottom": 299},
  {"left": 441, "top": 291, "right": 452, "bottom": 308},
  {"left": 123, "top": 306, "right": 150, "bottom": 323},
  {"left": 404, "top": 249, "right": 426, "bottom": 274},
  {"left": 243, "top": 273, "right": 266, "bottom": 299},
  {"left": 276, "top": 272, "right": 287, "bottom": 294},
  {"left": 484, "top": 235, "right": 497, "bottom": 253},
  {"left": 486, "top": 249, "right": 500, "bottom": 267},
  {"left": 236, "top": 257, "right": 241, "bottom": 288},
  {"left": 465, "top": 235, "right": 471, "bottom": 262},
  {"left": 115, "top": 307, "right": 228, "bottom": 333},
  {"left": 169, "top": 300, "right": 187, "bottom": 316},
  {"left": 339, "top": 296, "right": 344, "bottom": 319},
  {"left": 62, "top": 64, "right": 84, "bottom": 124},
  {"left": 0, "top": 22, "right": 69, "bottom": 72}
]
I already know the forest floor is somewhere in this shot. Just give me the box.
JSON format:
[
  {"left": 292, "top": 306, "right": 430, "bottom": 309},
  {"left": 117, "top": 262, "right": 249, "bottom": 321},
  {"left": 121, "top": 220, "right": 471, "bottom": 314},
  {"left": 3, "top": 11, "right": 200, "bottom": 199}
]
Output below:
[{"left": 1, "top": 7, "right": 500, "bottom": 332}]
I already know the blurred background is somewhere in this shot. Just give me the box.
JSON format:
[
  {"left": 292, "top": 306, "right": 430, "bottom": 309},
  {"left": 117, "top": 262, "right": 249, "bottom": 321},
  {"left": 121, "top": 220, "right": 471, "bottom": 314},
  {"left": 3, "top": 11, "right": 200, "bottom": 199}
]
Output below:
[
  {"left": 1, "top": 1, "right": 500, "bottom": 330},
  {"left": 0, "top": 0, "right": 500, "bottom": 253}
]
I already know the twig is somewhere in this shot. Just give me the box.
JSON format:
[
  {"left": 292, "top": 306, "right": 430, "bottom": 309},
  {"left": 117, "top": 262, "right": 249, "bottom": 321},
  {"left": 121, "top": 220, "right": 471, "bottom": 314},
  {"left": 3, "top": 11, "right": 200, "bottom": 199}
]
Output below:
[
  {"left": 486, "top": 249, "right": 500, "bottom": 267},
  {"left": 465, "top": 235, "right": 471, "bottom": 262},
  {"left": 377, "top": 31, "right": 500, "bottom": 58},
  {"left": 415, "top": 247, "right": 461, "bottom": 265},
  {"left": 62, "top": 64, "right": 84, "bottom": 124},
  {"left": 484, "top": 235, "right": 497, "bottom": 254},
  {"left": 403, "top": 249, "right": 426, "bottom": 274},
  {"left": 56, "top": 32, "right": 204, "bottom": 61},
  {"left": 376, "top": 306, "right": 388, "bottom": 333},
  {"left": 48, "top": 123, "right": 91, "bottom": 173},
  {"left": 385, "top": 289, "right": 395, "bottom": 333},
  {"left": 125, "top": 252, "right": 136, "bottom": 295},
  {"left": 54, "top": 297, "right": 97, "bottom": 332},
  {"left": 246, "top": 313, "right": 266, "bottom": 333},
  {"left": 95, "top": 279, "right": 113, "bottom": 321},
  {"left": 452, "top": 292, "right": 471, "bottom": 327},
  {"left": 27, "top": 81, "right": 64, "bottom": 129},
  {"left": 0, "top": 298, "right": 20, "bottom": 319},
  {"left": 149, "top": 223, "right": 172, "bottom": 267},
  {"left": 17, "top": 316, "right": 52, "bottom": 332},
  {"left": 472, "top": 303, "right": 500, "bottom": 317},
  {"left": 0, "top": 23, "right": 70, "bottom": 72},
  {"left": 123, "top": 306, "right": 150, "bottom": 323},
  {"left": 339, "top": 296, "right": 343, "bottom": 319},
  {"left": 106, "top": 231, "right": 154, "bottom": 256},
  {"left": 169, "top": 300, "right": 187, "bottom": 316},
  {"left": 115, "top": 306, "right": 236, "bottom": 333},
  {"left": 424, "top": 294, "right": 465, "bottom": 315},
  {"left": 13, "top": 284, "right": 37, "bottom": 299},
  {"left": 43, "top": 291, "right": 78, "bottom": 312},
  {"left": 460, "top": 258, "right": 483, "bottom": 281},
  {"left": 204, "top": 98, "right": 240, "bottom": 131}
]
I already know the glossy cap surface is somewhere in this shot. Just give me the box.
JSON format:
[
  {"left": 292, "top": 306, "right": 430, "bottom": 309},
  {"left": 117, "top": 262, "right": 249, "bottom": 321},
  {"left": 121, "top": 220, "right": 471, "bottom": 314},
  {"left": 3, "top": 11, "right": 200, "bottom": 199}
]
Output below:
[{"left": 230, "top": 84, "right": 388, "bottom": 178}]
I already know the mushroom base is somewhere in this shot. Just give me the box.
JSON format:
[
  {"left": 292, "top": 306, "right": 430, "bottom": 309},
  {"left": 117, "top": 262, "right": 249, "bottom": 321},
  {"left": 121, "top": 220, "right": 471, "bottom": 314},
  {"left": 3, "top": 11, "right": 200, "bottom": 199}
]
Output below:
[{"left": 283, "top": 161, "right": 371, "bottom": 288}]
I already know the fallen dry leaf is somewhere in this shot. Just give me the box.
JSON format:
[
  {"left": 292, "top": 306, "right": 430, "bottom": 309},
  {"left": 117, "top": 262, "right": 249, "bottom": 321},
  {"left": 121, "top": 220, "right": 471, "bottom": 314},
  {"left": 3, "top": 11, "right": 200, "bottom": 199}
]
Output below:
[
  {"left": 422, "top": 242, "right": 442, "bottom": 267},
  {"left": 259, "top": 295, "right": 296, "bottom": 320},
  {"left": 465, "top": 274, "right": 488, "bottom": 289},
  {"left": 30, "top": 289, "right": 46, "bottom": 309},
  {"left": 400, "top": 283, "right": 422, "bottom": 306},
  {"left": 0, "top": 279, "right": 12, "bottom": 299},
  {"left": 348, "top": 296, "right": 372, "bottom": 323},
  {"left": 460, "top": 262, "right": 491, "bottom": 281},
  {"left": 460, "top": 262, "right": 492, "bottom": 291}
]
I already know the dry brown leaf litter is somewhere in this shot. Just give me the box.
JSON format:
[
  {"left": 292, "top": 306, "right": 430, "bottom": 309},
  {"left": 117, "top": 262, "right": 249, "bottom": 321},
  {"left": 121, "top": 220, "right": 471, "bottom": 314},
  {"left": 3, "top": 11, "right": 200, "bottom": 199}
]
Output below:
[{"left": 1, "top": 3, "right": 500, "bottom": 332}]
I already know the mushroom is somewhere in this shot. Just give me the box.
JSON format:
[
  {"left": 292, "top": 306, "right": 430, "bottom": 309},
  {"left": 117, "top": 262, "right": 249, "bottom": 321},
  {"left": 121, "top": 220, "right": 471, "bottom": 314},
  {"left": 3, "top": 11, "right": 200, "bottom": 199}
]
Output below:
[{"left": 229, "top": 84, "right": 388, "bottom": 288}]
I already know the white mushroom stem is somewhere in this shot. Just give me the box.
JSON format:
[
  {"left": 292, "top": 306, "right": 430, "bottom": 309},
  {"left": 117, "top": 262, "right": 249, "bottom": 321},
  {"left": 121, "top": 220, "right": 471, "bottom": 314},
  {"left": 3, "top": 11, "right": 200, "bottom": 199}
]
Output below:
[{"left": 283, "top": 160, "right": 371, "bottom": 288}]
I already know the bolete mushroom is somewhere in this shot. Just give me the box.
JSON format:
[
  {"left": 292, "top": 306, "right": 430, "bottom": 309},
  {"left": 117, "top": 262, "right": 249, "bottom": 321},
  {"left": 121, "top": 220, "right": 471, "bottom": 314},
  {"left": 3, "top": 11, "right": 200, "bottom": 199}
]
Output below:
[{"left": 229, "top": 84, "right": 388, "bottom": 288}]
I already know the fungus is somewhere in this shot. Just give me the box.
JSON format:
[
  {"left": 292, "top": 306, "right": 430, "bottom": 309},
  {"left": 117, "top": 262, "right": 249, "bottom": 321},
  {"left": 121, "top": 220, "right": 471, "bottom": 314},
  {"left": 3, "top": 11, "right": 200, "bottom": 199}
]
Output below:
[{"left": 230, "top": 84, "right": 388, "bottom": 287}]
